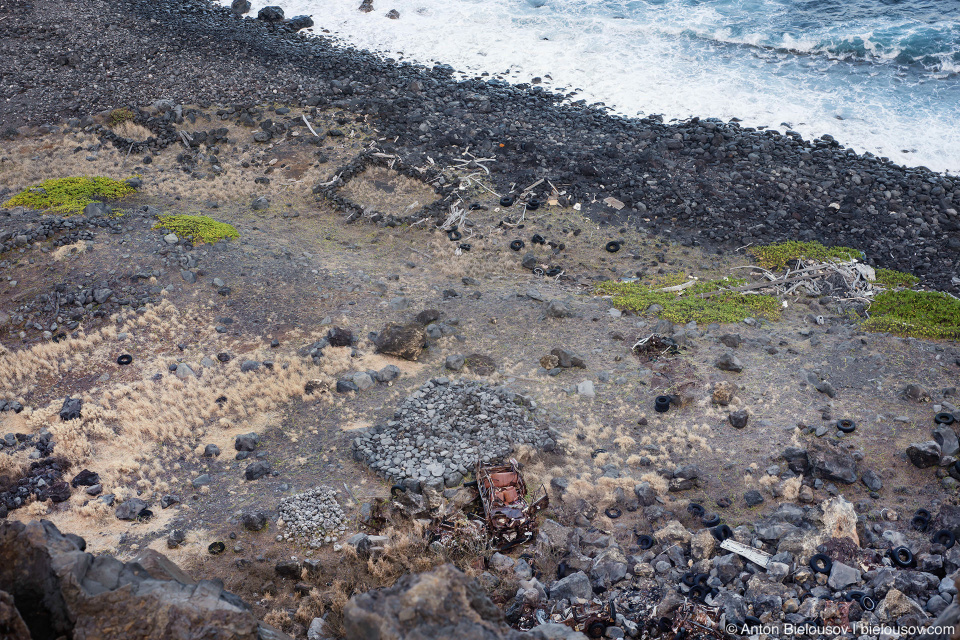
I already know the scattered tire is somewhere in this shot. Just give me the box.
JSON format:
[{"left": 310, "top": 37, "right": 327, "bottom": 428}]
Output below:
[
  {"left": 694, "top": 573, "right": 709, "bottom": 587},
  {"left": 744, "top": 616, "right": 762, "bottom": 627},
  {"left": 390, "top": 484, "right": 407, "bottom": 498},
  {"left": 526, "top": 199, "right": 541, "bottom": 211},
  {"left": 933, "top": 529, "right": 956, "bottom": 549},
  {"left": 116, "top": 354, "right": 133, "bottom": 366},
  {"left": 605, "top": 241, "right": 621, "bottom": 253},
  {"left": 545, "top": 267, "right": 562, "bottom": 277},
  {"left": 458, "top": 243, "right": 471, "bottom": 251},
  {"left": 604, "top": 507, "right": 622, "bottom": 519},
  {"left": 681, "top": 572, "right": 697, "bottom": 587},
  {"left": 658, "top": 617, "right": 673, "bottom": 632},
  {"left": 837, "top": 419, "right": 856, "bottom": 433},
  {"left": 500, "top": 196, "right": 514, "bottom": 207},
  {"left": 890, "top": 546, "right": 914, "bottom": 568},
  {"left": 447, "top": 229, "right": 463, "bottom": 241},
  {"left": 586, "top": 621, "right": 606, "bottom": 638},
  {"left": 809, "top": 554, "right": 832, "bottom": 574},
  {"left": 531, "top": 233, "right": 546, "bottom": 244},
  {"left": 859, "top": 595, "right": 876, "bottom": 612},
  {"left": 655, "top": 395, "right": 671, "bottom": 413},
  {"left": 702, "top": 513, "right": 721, "bottom": 527},
  {"left": 463, "top": 480, "right": 478, "bottom": 488},
  {"left": 137, "top": 509, "right": 154, "bottom": 521},
  {"left": 510, "top": 239, "right": 525, "bottom": 251},
  {"left": 637, "top": 534, "right": 655, "bottom": 549},
  {"left": 935, "top": 412, "right": 956, "bottom": 425},
  {"left": 711, "top": 524, "right": 733, "bottom": 541},
  {"left": 912, "top": 514, "right": 930, "bottom": 532},
  {"left": 208, "top": 541, "right": 226, "bottom": 555},
  {"left": 687, "top": 503, "right": 705, "bottom": 518},
  {"left": 688, "top": 585, "right": 708, "bottom": 601},
  {"left": 916, "top": 508, "right": 932, "bottom": 520}
]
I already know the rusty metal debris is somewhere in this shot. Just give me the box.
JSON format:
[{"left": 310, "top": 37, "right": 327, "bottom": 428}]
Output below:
[
  {"left": 477, "top": 458, "right": 548, "bottom": 551},
  {"left": 661, "top": 601, "right": 727, "bottom": 639},
  {"left": 553, "top": 600, "right": 618, "bottom": 638},
  {"left": 632, "top": 334, "right": 680, "bottom": 359}
]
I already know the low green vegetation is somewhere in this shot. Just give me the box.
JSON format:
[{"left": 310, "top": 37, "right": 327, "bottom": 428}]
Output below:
[
  {"left": 596, "top": 277, "right": 782, "bottom": 324},
  {"left": 748, "top": 241, "right": 862, "bottom": 270},
  {"left": 3, "top": 177, "right": 138, "bottom": 215},
  {"left": 861, "top": 290, "right": 960, "bottom": 339},
  {"left": 873, "top": 268, "right": 920, "bottom": 288},
  {"left": 153, "top": 214, "right": 239, "bottom": 244},
  {"left": 109, "top": 107, "right": 135, "bottom": 126}
]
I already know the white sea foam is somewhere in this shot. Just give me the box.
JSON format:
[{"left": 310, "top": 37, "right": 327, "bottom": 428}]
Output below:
[{"left": 222, "top": 0, "right": 960, "bottom": 174}]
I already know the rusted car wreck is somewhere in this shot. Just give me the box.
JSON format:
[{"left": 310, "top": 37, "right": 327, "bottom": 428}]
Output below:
[{"left": 476, "top": 458, "right": 548, "bottom": 550}]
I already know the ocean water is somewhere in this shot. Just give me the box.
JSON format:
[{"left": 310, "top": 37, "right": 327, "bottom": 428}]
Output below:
[{"left": 222, "top": 0, "right": 960, "bottom": 174}]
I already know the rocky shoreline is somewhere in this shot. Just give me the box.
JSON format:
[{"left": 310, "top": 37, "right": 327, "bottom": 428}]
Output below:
[{"left": 0, "top": 0, "right": 958, "bottom": 291}]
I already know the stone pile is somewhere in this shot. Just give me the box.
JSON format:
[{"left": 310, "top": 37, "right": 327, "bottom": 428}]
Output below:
[
  {"left": 277, "top": 486, "right": 347, "bottom": 548},
  {"left": 352, "top": 378, "right": 553, "bottom": 490}
]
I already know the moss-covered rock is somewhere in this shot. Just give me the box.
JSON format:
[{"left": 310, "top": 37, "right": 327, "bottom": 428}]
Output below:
[
  {"left": 153, "top": 214, "right": 239, "bottom": 244},
  {"left": 3, "top": 177, "right": 138, "bottom": 215}
]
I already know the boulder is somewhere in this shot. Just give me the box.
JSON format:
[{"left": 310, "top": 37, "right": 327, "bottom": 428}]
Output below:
[
  {"left": 244, "top": 461, "right": 272, "bottom": 481},
  {"left": 374, "top": 323, "right": 427, "bottom": 361},
  {"left": 907, "top": 441, "right": 941, "bottom": 468},
  {"left": 820, "top": 496, "right": 859, "bottom": 546},
  {"left": 548, "top": 571, "right": 592, "bottom": 602},
  {"left": 712, "top": 381, "right": 736, "bottom": 406},
  {"left": 115, "top": 498, "right": 147, "bottom": 521},
  {"left": 715, "top": 353, "right": 743, "bottom": 372},
  {"left": 807, "top": 442, "right": 857, "bottom": 484},
  {"left": 0, "top": 520, "right": 289, "bottom": 640},
  {"left": 0, "top": 590, "right": 30, "bottom": 640},
  {"left": 343, "top": 564, "right": 526, "bottom": 639},
  {"left": 59, "top": 397, "right": 82, "bottom": 421}
]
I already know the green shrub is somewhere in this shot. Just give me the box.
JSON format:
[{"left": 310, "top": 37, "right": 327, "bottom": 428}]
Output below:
[
  {"left": 596, "top": 277, "right": 782, "bottom": 325},
  {"left": 3, "top": 177, "right": 138, "bottom": 215},
  {"left": 748, "top": 241, "right": 862, "bottom": 270},
  {"left": 873, "top": 268, "right": 919, "bottom": 289},
  {"left": 153, "top": 214, "right": 239, "bottom": 244},
  {"left": 861, "top": 290, "right": 960, "bottom": 339},
  {"left": 109, "top": 108, "right": 135, "bottom": 126}
]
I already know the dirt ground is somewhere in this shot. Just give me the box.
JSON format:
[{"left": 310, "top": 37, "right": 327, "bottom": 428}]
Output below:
[{"left": 1, "top": 106, "right": 958, "bottom": 636}]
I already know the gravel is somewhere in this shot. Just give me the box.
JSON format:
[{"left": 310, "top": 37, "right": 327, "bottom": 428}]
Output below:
[
  {"left": 352, "top": 379, "right": 550, "bottom": 489},
  {"left": 276, "top": 487, "right": 346, "bottom": 548}
]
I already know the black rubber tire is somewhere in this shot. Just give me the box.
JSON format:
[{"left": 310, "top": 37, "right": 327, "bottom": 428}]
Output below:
[
  {"left": 916, "top": 508, "right": 932, "bottom": 520},
  {"left": 526, "top": 199, "right": 540, "bottom": 211},
  {"left": 933, "top": 529, "right": 957, "bottom": 549},
  {"left": 654, "top": 395, "right": 671, "bottom": 413},
  {"left": 208, "top": 541, "right": 225, "bottom": 555},
  {"left": 809, "top": 553, "right": 832, "bottom": 574},
  {"left": 681, "top": 572, "right": 697, "bottom": 587},
  {"left": 702, "top": 513, "right": 721, "bottom": 527},
  {"left": 744, "top": 616, "right": 762, "bottom": 627},
  {"left": 447, "top": 229, "right": 463, "bottom": 241},
  {"left": 458, "top": 243, "right": 471, "bottom": 251},
  {"left": 688, "top": 585, "right": 707, "bottom": 601},
  {"left": 935, "top": 412, "right": 956, "bottom": 425},
  {"left": 390, "top": 484, "right": 407, "bottom": 498},
  {"left": 847, "top": 590, "right": 865, "bottom": 603},
  {"left": 116, "top": 354, "right": 133, "bottom": 365},
  {"left": 711, "top": 524, "right": 733, "bottom": 541},
  {"left": 912, "top": 515, "right": 930, "bottom": 532},
  {"left": 637, "top": 534, "right": 655, "bottom": 549},
  {"left": 891, "top": 546, "right": 914, "bottom": 568},
  {"left": 859, "top": 595, "right": 876, "bottom": 611},
  {"left": 531, "top": 233, "right": 545, "bottom": 244},
  {"left": 658, "top": 616, "right": 673, "bottom": 632},
  {"left": 605, "top": 241, "right": 621, "bottom": 253},
  {"left": 604, "top": 507, "right": 622, "bottom": 519},
  {"left": 545, "top": 267, "right": 562, "bottom": 277},
  {"left": 463, "top": 480, "right": 478, "bottom": 488},
  {"left": 509, "top": 239, "right": 525, "bottom": 251},
  {"left": 137, "top": 509, "right": 153, "bottom": 520},
  {"left": 694, "top": 573, "right": 709, "bottom": 587},
  {"left": 500, "top": 196, "right": 514, "bottom": 207},
  {"left": 586, "top": 621, "right": 606, "bottom": 639},
  {"left": 687, "top": 503, "right": 705, "bottom": 518},
  {"left": 837, "top": 419, "right": 856, "bottom": 433}
]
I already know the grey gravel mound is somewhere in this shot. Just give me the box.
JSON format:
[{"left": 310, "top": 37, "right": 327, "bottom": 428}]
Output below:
[
  {"left": 352, "top": 378, "right": 553, "bottom": 489},
  {"left": 276, "top": 487, "right": 346, "bottom": 548}
]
